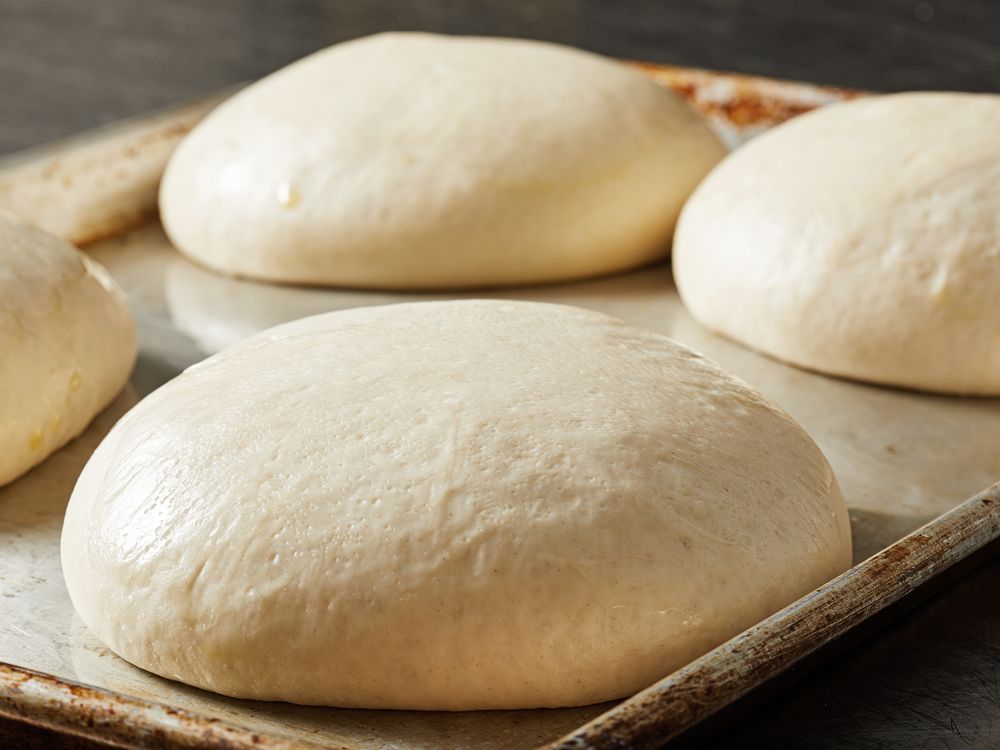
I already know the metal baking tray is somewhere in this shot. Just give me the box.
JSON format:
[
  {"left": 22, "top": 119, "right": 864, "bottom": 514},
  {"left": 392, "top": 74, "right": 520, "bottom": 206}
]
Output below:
[{"left": 1, "top": 62, "right": 999, "bottom": 750}]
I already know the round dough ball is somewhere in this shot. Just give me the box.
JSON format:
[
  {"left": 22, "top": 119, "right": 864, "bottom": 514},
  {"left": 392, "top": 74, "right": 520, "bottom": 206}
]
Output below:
[
  {"left": 62, "top": 300, "right": 850, "bottom": 709},
  {"left": 159, "top": 33, "right": 725, "bottom": 289},
  {"left": 0, "top": 216, "right": 136, "bottom": 486},
  {"left": 674, "top": 92, "right": 1000, "bottom": 395}
]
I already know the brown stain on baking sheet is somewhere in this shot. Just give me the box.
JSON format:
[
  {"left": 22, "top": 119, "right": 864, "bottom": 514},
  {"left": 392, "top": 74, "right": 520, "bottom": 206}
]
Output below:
[
  {"left": 630, "top": 61, "right": 862, "bottom": 127},
  {"left": 0, "top": 662, "right": 334, "bottom": 749},
  {"left": 31, "top": 122, "right": 194, "bottom": 190},
  {"left": 0, "top": 94, "right": 223, "bottom": 249},
  {"left": 31, "top": 121, "right": 197, "bottom": 246}
]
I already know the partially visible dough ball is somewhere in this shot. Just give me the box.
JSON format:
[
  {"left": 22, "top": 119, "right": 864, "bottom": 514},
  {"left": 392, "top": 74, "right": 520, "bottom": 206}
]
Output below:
[
  {"left": 160, "top": 33, "right": 725, "bottom": 289},
  {"left": 0, "top": 216, "right": 136, "bottom": 486},
  {"left": 62, "top": 300, "right": 849, "bottom": 710},
  {"left": 674, "top": 92, "right": 1000, "bottom": 395}
]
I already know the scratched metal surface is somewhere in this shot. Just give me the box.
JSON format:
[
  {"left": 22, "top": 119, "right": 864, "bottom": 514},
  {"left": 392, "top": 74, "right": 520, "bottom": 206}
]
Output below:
[{"left": 1, "top": 66, "right": 1000, "bottom": 748}]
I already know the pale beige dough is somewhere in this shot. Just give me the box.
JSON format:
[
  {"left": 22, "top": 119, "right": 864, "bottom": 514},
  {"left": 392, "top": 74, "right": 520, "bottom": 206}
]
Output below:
[
  {"left": 62, "top": 300, "right": 849, "bottom": 709},
  {"left": 159, "top": 33, "right": 725, "bottom": 289},
  {"left": 674, "top": 92, "right": 1000, "bottom": 395},
  {"left": 0, "top": 216, "right": 136, "bottom": 486}
]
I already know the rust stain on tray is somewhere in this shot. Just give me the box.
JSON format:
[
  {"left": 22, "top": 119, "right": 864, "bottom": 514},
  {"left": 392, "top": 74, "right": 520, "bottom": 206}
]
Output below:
[
  {"left": 0, "top": 93, "right": 226, "bottom": 248},
  {"left": 0, "top": 663, "right": 331, "bottom": 750},
  {"left": 630, "top": 62, "right": 862, "bottom": 127}
]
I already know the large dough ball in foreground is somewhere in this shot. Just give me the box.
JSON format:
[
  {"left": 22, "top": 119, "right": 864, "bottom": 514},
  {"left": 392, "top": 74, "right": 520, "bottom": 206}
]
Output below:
[
  {"left": 0, "top": 216, "right": 136, "bottom": 486},
  {"left": 62, "top": 300, "right": 850, "bottom": 709},
  {"left": 159, "top": 33, "right": 725, "bottom": 289},
  {"left": 674, "top": 92, "right": 1000, "bottom": 395}
]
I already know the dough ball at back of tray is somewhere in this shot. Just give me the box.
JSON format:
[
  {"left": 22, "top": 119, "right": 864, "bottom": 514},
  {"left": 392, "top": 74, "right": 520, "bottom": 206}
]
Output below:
[
  {"left": 674, "top": 92, "right": 1000, "bottom": 395},
  {"left": 160, "top": 33, "right": 725, "bottom": 289}
]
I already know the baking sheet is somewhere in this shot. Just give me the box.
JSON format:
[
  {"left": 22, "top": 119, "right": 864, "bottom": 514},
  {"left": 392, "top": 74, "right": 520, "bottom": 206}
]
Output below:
[{"left": 2, "top": 65, "right": 999, "bottom": 749}]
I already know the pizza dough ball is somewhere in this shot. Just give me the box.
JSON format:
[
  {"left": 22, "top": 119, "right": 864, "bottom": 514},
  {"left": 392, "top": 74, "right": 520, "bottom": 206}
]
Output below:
[
  {"left": 0, "top": 216, "right": 136, "bottom": 486},
  {"left": 159, "top": 33, "right": 725, "bottom": 289},
  {"left": 63, "top": 300, "right": 849, "bottom": 709},
  {"left": 674, "top": 92, "right": 1000, "bottom": 395}
]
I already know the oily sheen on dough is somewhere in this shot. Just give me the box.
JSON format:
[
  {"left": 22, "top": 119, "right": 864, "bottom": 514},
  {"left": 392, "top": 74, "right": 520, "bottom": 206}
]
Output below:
[
  {"left": 62, "top": 300, "right": 850, "bottom": 710},
  {"left": 0, "top": 216, "right": 136, "bottom": 486},
  {"left": 674, "top": 92, "right": 1000, "bottom": 395},
  {"left": 159, "top": 33, "right": 725, "bottom": 289}
]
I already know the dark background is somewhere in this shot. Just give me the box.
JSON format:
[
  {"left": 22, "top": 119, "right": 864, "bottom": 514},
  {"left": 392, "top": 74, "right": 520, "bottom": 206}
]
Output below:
[
  {"left": 2, "top": 0, "right": 1000, "bottom": 155},
  {"left": 2, "top": 1, "right": 1000, "bottom": 748}
]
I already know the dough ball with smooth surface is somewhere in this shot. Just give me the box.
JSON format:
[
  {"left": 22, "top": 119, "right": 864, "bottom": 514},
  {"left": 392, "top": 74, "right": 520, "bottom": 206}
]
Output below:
[
  {"left": 159, "top": 33, "right": 726, "bottom": 289},
  {"left": 0, "top": 216, "right": 136, "bottom": 486},
  {"left": 62, "top": 300, "right": 850, "bottom": 709},
  {"left": 674, "top": 92, "right": 1000, "bottom": 395}
]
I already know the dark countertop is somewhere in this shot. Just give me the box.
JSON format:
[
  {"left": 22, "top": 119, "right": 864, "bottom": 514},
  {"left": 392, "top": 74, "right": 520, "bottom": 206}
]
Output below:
[
  {"left": 3, "top": 0, "right": 1000, "bottom": 156},
  {"left": 2, "top": 1, "right": 1000, "bottom": 748}
]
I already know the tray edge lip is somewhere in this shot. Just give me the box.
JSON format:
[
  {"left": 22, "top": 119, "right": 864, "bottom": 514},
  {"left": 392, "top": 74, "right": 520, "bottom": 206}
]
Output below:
[{"left": 0, "top": 661, "right": 332, "bottom": 750}]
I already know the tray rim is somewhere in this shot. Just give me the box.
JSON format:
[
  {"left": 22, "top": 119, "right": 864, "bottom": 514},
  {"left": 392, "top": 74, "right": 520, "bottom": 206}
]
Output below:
[{"left": 1, "top": 61, "right": 995, "bottom": 750}]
